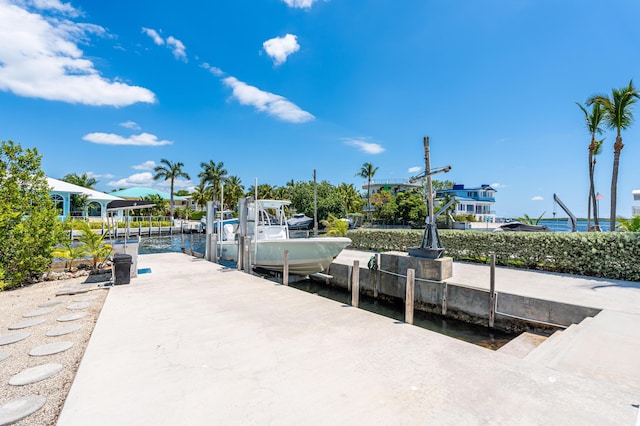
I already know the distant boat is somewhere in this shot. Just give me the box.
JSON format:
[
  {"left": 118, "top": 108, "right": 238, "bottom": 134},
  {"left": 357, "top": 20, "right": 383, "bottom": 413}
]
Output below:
[
  {"left": 494, "top": 222, "right": 551, "bottom": 232},
  {"left": 217, "top": 200, "right": 351, "bottom": 275},
  {"left": 287, "top": 213, "right": 313, "bottom": 230}
]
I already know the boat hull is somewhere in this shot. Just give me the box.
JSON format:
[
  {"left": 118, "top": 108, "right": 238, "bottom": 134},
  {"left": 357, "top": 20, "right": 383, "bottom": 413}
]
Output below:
[{"left": 218, "top": 237, "right": 351, "bottom": 275}]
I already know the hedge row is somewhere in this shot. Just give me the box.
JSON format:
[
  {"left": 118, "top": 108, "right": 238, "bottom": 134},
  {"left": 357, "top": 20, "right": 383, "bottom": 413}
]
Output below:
[{"left": 346, "top": 229, "right": 640, "bottom": 281}]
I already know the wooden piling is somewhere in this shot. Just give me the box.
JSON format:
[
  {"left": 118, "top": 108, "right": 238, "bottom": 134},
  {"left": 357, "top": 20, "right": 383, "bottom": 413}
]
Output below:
[
  {"left": 351, "top": 260, "right": 360, "bottom": 308},
  {"left": 181, "top": 232, "right": 185, "bottom": 253},
  {"left": 283, "top": 250, "right": 289, "bottom": 285},
  {"left": 442, "top": 281, "right": 448, "bottom": 315},
  {"left": 489, "top": 253, "right": 496, "bottom": 328},
  {"left": 405, "top": 268, "right": 415, "bottom": 325},
  {"left": 245, "top": 237, "right": 252, "bottom": 273},
  {"left": 189, "top": 233, "right": 194, "bottom": 256},
  {"left": 237, "top": 235, "right": 244, "bottom": 271}
]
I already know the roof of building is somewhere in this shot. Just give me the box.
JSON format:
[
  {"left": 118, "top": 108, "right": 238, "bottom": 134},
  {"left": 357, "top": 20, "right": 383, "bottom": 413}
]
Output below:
[
  {"left": 47, "top": 177, "right": 122, "bottom": 201},
  {"left": 110, "top": 187, "right": 185, "bottom": 201}
]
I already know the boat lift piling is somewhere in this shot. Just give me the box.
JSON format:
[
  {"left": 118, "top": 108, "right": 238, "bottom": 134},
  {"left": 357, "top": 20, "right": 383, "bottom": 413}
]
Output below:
[
  {"left": 351, "top": 260, "right": 360, "bottom": 308},
  {"left": 405, "top": 268, "right": 415, "bottom": 325}
]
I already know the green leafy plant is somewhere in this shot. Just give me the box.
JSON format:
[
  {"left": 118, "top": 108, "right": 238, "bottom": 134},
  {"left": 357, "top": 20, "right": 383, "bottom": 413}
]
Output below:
[
  {"left": 0, "top": 140, "right": 60, "bottom": 290},
  {"left": 74, "top": 221, "right": 112, "bottom": 268},
  {"left": 323, "top": 214, "right": 349, "bottom": 237},
  {"left": 51, "top": 241, "right": 89, "bottom": 271},
  {"left": 617, "top": 216, "right": 640, "bottom": 232},
  {"left": 515, "top": 212, "right": 546, "bottom": 225}
]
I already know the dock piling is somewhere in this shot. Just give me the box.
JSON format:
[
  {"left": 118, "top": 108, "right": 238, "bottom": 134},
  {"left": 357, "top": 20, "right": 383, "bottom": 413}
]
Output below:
[
  {"left": 351, "top": 260, "right": 360, "bottom": 308},
  {"left": 283, "top": 250, "right": 289, "bottom": 285},
  {"left": 405, "top": 268, "right": 415, "bottom": 325},
  {"left": 489, "top": 253, "right": 496, "bottom": 328}
]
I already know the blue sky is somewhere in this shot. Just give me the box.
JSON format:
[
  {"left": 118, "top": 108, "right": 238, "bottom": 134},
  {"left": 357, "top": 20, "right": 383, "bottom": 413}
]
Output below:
[{"left": 1, "top": 0, "right": 639, "bottom": 218}]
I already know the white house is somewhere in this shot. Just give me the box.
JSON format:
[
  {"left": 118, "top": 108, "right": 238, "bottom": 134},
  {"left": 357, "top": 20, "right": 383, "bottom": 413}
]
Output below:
[
  {"left": 633, "top": 189, "right": 640, "bottom": 216},
  {"left": 48, "top": 177, "right": 122, "bottom": 221}
]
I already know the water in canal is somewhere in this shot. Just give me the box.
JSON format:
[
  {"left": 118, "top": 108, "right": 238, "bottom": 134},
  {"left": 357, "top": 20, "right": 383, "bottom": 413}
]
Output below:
[{"left": 139, "top": 234, "right": 515, "bottom": 350}]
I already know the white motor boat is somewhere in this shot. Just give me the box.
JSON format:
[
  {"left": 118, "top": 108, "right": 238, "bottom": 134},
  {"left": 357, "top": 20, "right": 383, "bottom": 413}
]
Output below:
[{"left": 217, "top": 200, "right": 351, "bottom": 275}]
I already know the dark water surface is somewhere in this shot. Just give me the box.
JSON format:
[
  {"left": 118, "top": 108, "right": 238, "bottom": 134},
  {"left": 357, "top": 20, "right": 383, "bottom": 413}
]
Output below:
[{"left": 139, "top": 234, "right": 515, "bottom": 350}]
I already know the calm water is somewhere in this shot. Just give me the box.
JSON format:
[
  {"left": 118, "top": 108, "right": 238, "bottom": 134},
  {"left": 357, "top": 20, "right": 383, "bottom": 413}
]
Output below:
[
  {"left": 537, "top": 219, "right": 611, "bottom": 232},
  {"left": 139, "top": 234, "right": 514, "bottom": 350}
]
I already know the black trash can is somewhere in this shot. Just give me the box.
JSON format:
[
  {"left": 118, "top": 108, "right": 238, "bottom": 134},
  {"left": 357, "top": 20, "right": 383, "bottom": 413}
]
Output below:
[{"left": 113, "top": 253, "right": 132, "bottom": 285}]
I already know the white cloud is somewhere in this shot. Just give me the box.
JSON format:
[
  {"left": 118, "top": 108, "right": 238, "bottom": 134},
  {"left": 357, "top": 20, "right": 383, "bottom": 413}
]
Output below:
[
  {"left": 120, "top": 120, "right": 141, "bottom": 130},
  {"left": 282, "top": 0, "right": 322, "bottom": 9},
  {"left": 343, "top": 138, "right": 385, "bottom": 154},
  {"left": 201, "top": 63, "right": 224, "bottom": 76},
  {"left": 107, "top": 172, "right": 155, "bottom": 188},
  {"left": 222, "top": 76, "right": 314, "bottom": 123},
  {"left": 263, "top": 34, "right": 299, "bottom": 66},
  {"left": 86, "top": 171, "right": 114, "bottom": 179},
  {"left": 132, "top": 160, "right": 157, "bottom": 170},
  {"left": 30, "top": 0, "right": 79, "bottom": 16},
  {"left": 408, "top": 166, "right": 421, "bottom": 173},
  {"left": 141, "top": 27, "right": 164, "bottom": 45},
  {"left": 0, "top": 2, "right": 156, "bottom": 106},
  {"left": 490, "top": 182, "right": 505, "bottom": 189},
  {"left": 82, "top": 132, "right": 173, "bottom": 146},
  {"left": 166, "top": 36, "right": 187, "bottom": 62},
  {"left": 142, "top": 27, "right": 187, "bottom": 62},
  {"left": 531, "top": 196, "right": 544, "bottom": 201}
]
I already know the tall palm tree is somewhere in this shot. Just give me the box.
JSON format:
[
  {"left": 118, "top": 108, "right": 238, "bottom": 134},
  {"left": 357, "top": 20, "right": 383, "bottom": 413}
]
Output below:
[
  {"left": 355, "top": 162, "right": 378, "bottom": 221},
  {"left": 61, "top": 172, "right": 98, "bottom": 189},
  {"left": 153, "top": 159, "right": 190, "bottom": 219},
  {"left": 198, "top": 161, "right": 228, "bottom": 207},
  {"left": 223, "top": 175, "right": 244, "bottom": 210},
  {"left": 588, "top": 80, "right": 640, "bottom": 230},
  {"left": 576, "top": 102, "right": 605, "bottom": 230}
]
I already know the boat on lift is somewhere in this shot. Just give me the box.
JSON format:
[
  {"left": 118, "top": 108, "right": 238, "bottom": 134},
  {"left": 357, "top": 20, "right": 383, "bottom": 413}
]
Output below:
[{"left": 217, "top": 200, "right": 351, "bottom": 275}]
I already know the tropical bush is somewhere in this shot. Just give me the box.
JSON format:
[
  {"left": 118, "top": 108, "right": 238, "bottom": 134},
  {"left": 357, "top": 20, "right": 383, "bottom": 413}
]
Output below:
[
  {"left": 0, "top": 141, "right": 61, "bottom": 290},
  {"left": 322, "top": 214, "right": 349, "bottom": 237},
  {"left": 347, "top": 229, "right": 640, "bottom": 281}
]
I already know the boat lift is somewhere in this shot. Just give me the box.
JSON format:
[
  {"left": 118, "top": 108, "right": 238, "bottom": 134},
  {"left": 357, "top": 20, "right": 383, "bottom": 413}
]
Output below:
[
  {"left": 408, "top": 136, "right": 452, "bottom": 259},
  {"left": 553, "top": 193, "right": 577, "bottom": 232}
]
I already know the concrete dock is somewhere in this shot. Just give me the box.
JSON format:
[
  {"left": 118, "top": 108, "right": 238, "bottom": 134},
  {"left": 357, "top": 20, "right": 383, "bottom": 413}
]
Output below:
[{"left": 57, "top": 252, "right": 640, "bottom": 425}]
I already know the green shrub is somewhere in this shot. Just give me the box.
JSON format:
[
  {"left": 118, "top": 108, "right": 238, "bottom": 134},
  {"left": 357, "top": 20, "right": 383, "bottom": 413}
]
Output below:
[
  {"left": 346, "top": 229, "right": 640, "bottom": 281},
  {"left": 0, "top": 141, "right": 61, "bottom": 290},
  {"left": 190, "top": 211, "right": 206, "bottom": 220}
]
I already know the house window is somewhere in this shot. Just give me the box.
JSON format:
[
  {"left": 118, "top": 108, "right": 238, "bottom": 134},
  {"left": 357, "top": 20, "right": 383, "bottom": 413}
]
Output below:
[
  {"left": 87, "top": 202, "right": 101, "bottom": 217},
  {"left": 51, "top": 194, "right": 63, "bottom": 214}
]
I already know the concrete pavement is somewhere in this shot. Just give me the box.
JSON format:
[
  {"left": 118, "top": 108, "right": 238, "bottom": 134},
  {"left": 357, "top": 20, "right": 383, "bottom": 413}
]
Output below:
[{"left": 57, "top": 252, "right": 639, "bottom": 425}]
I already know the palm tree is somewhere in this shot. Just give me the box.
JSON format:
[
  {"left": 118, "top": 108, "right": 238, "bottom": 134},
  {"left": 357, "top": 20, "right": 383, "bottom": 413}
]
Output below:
[
  {"left": 588, "top": 80, "right": 640, "bottom": 231},
  {"left": 198, "top": 161, "right": 228, "bottom": 207},
  {"left": 61, "top": 172, "right": 98, "bottom": 189},
  {"left": 576, "top": 102, "right": 605, "bottom": 230},
  {"left": 191, "top": 184, "right": 211, "bottom": 210},
  {"left": 153, "top": 159, "right": 190, "bottom": 219},
  {"left": 355, "top": 162, "right": 378, "bottom": 221},
  {"left": 337, "top": 183, "right": 362, "bottom": 214},
  {"left": 223, "top": 175, "right": 244, "bottom": 210}
]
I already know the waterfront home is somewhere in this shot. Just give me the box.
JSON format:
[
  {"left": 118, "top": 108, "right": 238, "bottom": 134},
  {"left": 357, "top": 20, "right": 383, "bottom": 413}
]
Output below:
[
  {"left": 48, "top": 177, "right": 123, "bottom": 221},
  {"left": 437, "top": 184, "right": 497, "bottom": 222},
  {"left": 633, "top": 190, "right": 640, "bottom": 216}
]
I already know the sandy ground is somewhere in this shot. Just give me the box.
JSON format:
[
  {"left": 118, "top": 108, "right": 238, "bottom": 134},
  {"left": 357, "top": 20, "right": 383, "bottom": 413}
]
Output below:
[{"left": 0, "top": 276, "right": 110, "bottom": 426}]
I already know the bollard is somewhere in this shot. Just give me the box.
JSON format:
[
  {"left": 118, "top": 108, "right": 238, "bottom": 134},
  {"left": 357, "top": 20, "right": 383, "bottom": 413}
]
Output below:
[
  {"left": 405, "top": 268, "right": 415, "bottom": 325},
  {"left": 351, "top": 260, "right": 360, "bottom": 308},
  {"left": 245, "top": 237, "right": 252, "bottom": 273},
  {"left": 237, "top": 235, "right": 244, "bottom": 270},
  {"left": 489, "top": 253, "right": 496, "bottom": 328},
  {"left": 283, "top": 250, "right": 289, "bottom": 285}
]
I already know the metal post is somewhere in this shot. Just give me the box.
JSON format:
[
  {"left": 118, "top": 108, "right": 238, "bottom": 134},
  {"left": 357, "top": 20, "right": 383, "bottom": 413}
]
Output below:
[
  {"left": 374, "top": 253, "right": 380, "bottom": 298},
  {"left": 245, "top": 237, "right": 252, "bottom": 273},
  {"left": 283, "top": 250, "right": 289, "bottom": 285},
  {"left": 138, "top": 220, "right": 141, "bottom": 236},
  {"left": 351, "top": 260, "right": 360, "bottom": 308},
  {"left": 149, "top": 216, "right": 152, "bottom": 237},
  {"left": 489, "top": 253, "right": 496, "bottom": 328},
  {"left": 205, "top": 201, "right": 214, "bottom": 261},
  {"left": 237, "top": 235, "right": 244, "bottom": 270},
  {"left": 405, "top": 268, "right": 415, "bottom": 325}
]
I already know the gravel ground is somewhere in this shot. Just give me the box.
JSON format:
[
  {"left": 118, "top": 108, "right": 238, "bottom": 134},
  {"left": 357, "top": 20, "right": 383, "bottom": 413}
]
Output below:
[{"left": 0, "top": 276, "right": 110, "bottom": 426}]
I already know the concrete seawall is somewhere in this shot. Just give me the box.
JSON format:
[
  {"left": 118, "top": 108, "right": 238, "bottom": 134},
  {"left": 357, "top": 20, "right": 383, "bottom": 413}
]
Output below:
[{"left": 330, "top": 251, "right": 603, "bottom": 332}]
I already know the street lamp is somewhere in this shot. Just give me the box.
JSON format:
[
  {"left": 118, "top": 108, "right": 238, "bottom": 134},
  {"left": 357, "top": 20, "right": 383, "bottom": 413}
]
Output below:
[{"left": 408, "top": 136, "right": 452, "bottom": 259}]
